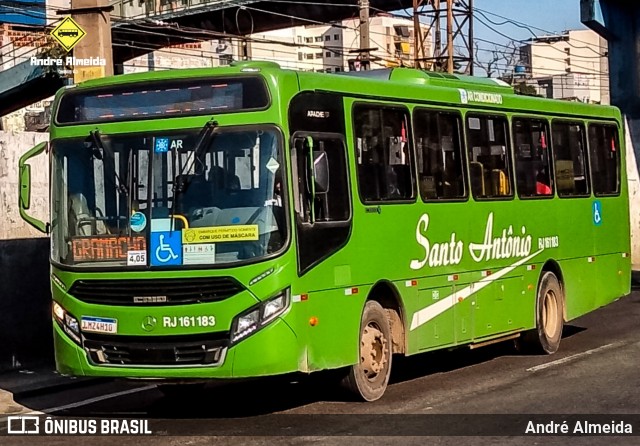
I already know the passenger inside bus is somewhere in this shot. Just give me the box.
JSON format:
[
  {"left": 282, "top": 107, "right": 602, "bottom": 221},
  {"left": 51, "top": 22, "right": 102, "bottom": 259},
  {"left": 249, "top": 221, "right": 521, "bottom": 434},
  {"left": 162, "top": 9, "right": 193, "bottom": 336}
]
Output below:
[{"left": 536, "top": 170, "right": 553, "bottom": 195}]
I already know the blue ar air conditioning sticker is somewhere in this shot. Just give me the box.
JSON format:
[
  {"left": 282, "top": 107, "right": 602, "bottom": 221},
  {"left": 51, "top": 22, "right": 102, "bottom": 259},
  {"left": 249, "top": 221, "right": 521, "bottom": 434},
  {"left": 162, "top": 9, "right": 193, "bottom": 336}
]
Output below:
[
  {"left": 592, "top": 200, "right": 603, "bottom": 226},
  {"left": 155, "top": 137, "right": 170, "bottom": 153},
  {"left": 150, "top": 231, "right": 182, "bottom": 266}
]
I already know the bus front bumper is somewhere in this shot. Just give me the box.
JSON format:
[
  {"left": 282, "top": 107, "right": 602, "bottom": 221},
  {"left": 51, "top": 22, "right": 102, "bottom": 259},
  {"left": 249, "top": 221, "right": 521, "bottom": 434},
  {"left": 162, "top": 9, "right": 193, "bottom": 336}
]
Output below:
[{"left": 53, "top": 317, "right": 301, "bottom": 379}]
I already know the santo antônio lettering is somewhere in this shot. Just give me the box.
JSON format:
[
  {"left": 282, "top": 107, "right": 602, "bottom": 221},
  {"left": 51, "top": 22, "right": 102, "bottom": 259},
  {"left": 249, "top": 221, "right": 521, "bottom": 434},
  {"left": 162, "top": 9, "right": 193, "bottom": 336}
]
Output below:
[{"left": 410, "top": 212, "right": 534, "bottom": 270}]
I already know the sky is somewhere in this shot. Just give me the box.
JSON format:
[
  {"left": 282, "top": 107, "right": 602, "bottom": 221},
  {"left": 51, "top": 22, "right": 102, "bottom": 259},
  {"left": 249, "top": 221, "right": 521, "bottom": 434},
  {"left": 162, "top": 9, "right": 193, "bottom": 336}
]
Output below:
[
  {"left": 471, "top": 0, "right": 588, "bottom": 75},
  {"left": 473, "top": 0, "right": 585, "bottom": 43},
  {"left": 398, "top": 0, "right": 590, "bottom": 76}
]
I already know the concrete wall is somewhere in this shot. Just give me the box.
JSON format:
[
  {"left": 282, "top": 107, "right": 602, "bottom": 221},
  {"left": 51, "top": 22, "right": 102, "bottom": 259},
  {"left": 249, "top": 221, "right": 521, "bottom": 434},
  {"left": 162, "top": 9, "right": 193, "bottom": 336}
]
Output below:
[
  {"left": 0, "top": 131, "right": 49, "bottom": 239},
  {"left": 625, "top": 118, "right": 640, "bottom": 268},
  {"left": 0, "top": 131, "right": 51, "bottom": 371},
  {"left": 0, "top": 238, "right": 53, "bottom": 371},
  {"left": 582, "top": 1, "right": 640, "bottom": 268}
]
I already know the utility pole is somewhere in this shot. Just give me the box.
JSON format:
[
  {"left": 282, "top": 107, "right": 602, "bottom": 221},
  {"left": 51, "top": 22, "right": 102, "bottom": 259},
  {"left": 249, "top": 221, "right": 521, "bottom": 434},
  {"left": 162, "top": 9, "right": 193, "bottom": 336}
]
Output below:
[
  {"left": 59, "top": 0, "right": 114, "bottom": 81},
  {"left": 446, "top": 0, "right": 453, "bottom": 73},
  {"left": 359, "top": 0, "right": 370, "bottom": 70},
  {"left": 413, "top": 0, "right": 473, "bottom": 74}
]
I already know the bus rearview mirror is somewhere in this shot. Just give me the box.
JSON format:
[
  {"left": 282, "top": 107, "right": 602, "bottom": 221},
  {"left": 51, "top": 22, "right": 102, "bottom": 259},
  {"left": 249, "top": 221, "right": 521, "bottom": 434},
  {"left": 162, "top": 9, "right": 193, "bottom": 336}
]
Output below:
[
  {"left": 20, "top": 164, "right": 31, "bottom": 210},
  {"left": 313, "top": 151, "right": 329, "bottom": 194}
]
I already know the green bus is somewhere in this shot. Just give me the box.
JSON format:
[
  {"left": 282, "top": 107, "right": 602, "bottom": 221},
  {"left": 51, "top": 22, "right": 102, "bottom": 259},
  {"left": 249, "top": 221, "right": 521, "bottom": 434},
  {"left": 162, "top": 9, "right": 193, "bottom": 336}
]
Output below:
[{"left": 19, "top": 61, "right": 631, "bottom": 401}]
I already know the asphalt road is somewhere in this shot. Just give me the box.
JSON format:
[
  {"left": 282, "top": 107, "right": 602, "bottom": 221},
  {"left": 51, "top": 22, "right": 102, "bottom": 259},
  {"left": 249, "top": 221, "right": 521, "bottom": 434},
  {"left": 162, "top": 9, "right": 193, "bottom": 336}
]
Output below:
[{"left": 4, "top": 285, "right": 640, "bottom": 445}]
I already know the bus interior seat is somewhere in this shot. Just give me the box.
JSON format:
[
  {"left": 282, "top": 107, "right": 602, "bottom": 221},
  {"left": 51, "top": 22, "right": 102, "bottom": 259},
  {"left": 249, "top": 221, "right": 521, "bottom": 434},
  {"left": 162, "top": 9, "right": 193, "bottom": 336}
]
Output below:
[
  {"left": 420, "top": 175, "right": 437, "bottom": 199},
  {"left": 469, "top": 161, "right": 485, "bottom": 196},
  {"left": 69, "top": 193, "right": 108, "bottom": 236},
  {"left": 491, "top": 169, "right": 509, "bottom": 196},
  {"left": 555, "top": 160, "right": 575, "bottom": 193}
]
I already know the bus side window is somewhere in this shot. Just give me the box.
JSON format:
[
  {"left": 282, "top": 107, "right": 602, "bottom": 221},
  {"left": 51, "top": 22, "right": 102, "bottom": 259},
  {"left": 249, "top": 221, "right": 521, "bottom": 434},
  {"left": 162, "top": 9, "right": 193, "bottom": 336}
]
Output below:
[
  {"left": 353, "top": 104, "right": 414, "bottom": 203},
  {"left": 413, "top": 109, "right": 466, "bottom": 200},
  {"left": 465, "top": 114, "right": 513, "bottom": 199},
  {"left": 552, "top": 121, "right": 589, "bottom": 197},
  {"left": 513, "top": 118, "right": 553, "bottom": 198},
  {"left": 588, "top": 124, "right": 620, "bottom": 196}
]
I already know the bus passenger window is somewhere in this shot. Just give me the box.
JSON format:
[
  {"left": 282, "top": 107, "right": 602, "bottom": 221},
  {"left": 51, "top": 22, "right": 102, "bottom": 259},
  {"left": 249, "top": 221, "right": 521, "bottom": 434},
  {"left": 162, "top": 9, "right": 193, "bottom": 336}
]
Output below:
[
  {"left": 414, "top": 109, "right": 466, "bottom": 200},
  {"left": 353, "top": 104, "right": 414, "bottom": 202},
  {"left": 552, "top": 121, "right": 589, "bottom": 197},
  {"left": 465, "top": 114, "right": 512, "bottom": 199},
  {"left": 588, "top": 124, "right": 620, "bottom": 196},
  {"left": 513, "top": 118, "right": 553, "bottom": 198}
]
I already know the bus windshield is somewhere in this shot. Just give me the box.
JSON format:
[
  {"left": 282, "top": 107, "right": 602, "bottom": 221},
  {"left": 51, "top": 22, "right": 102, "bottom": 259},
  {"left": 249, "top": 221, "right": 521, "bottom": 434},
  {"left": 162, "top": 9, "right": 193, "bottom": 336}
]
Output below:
[{"left": 50, "top": 126, "right": 287, "bottom": 268}]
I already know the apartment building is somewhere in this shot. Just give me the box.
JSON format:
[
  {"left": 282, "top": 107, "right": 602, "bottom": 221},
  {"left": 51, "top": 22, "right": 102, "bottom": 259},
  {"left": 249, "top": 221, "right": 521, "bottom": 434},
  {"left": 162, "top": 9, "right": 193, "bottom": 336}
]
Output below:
[{"left": 519, "top": 29, "right": 609, "bottom": 104}]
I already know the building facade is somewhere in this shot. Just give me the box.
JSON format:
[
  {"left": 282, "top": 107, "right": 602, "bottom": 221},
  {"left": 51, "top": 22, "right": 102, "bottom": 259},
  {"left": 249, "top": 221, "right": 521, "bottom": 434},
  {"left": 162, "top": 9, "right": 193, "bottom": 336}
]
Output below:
[{"left": 519, "top": 29, "right": 609, "bottom": 104}]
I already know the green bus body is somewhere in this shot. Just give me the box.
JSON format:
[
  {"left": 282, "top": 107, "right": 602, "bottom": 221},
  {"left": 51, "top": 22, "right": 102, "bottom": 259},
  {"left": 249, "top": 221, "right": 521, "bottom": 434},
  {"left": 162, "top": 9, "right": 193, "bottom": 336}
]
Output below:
[{"left": 20, "top": 61, "right": 631, "bottom": 384}]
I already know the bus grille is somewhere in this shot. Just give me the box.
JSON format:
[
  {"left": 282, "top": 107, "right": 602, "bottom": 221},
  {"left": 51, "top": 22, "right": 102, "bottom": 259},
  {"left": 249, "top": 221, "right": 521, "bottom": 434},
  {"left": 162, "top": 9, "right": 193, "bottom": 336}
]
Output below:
[
  {"left": 69, "top": 277, "right": 245, "bottom": 306},
  {"left": 83, "top": 333, "right": 228, "bottom": 366}
]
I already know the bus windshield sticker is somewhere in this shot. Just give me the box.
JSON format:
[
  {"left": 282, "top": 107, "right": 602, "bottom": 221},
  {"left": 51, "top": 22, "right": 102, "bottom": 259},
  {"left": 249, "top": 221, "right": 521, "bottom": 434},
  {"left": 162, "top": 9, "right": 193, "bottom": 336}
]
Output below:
[
  {"left": 266, "top": 157, "right": 280, "bottom": 174},
  {"left": 71, "top": 235, "right": 146, "bottom": 263},
  {"left": 183, "top": 243, "right": 216, "bottom": 265},
  {"left": 150, "top": 231, "right": 183, "bottom": 266},
  {"left": 127, "top": 250, "right": 147, "bottom": 266},
  {"left": 154, "top": 138, "right": 170, "bottom": 153},
  {"left": 130, "top": 212, "right": 147, "bottom": 232},
  {"left": 182, "top": 226, "right": 259, "bottom": 244}
]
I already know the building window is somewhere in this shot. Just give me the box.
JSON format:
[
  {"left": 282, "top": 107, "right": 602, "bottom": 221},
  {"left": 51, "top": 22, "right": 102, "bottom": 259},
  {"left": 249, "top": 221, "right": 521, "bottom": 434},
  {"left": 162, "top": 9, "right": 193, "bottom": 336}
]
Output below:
[
  {"left": 513, "top": 118, "right": 553, "bottom": 197},
  {"left": 334, "top": 34, "right": 340, "bottom": 40},
  {"left": 305, "top": 53, "right": 314, "bottom": 60},
  {"left": 315, "top": 36, "right": 323, "bottom": 42},
  {"left": 305, "top": 37, "right": 313, "bottom": 43},
  {"left": 466, "top": 114, "right": 513, "bottom": 199},
  {"left": 298, "top": 53, "right": 303, "bottom": 61},
  {"left": 552, "top": 121, "right": 589, "bottom": 197},
  {"left": 588, "top": 124, "right": 619, "bottom": 195},
  {"left": 353, "top": 104, "right": 414, "bottom": 202},
  {"left": 326, "top": 51, "right": 332, "bottom": 58},
  {"left": 325, "top": 35, "right": 331, "bottom": 41},
  {"left": 316, "top": 52, "right": 323, "bottom": 59},
  {"left": 414, "top": 109, "right": 466, "bottom": 200}
]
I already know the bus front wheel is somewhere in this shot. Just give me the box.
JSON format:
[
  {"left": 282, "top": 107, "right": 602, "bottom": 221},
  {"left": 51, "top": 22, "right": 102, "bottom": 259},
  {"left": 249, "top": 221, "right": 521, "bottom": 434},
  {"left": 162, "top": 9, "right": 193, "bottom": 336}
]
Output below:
[
  {"left": 519, "top": 271, "right": 564, "bottom": 354},
  {"left": 342, "top": 300, "right": 392, "bottom": 401}
]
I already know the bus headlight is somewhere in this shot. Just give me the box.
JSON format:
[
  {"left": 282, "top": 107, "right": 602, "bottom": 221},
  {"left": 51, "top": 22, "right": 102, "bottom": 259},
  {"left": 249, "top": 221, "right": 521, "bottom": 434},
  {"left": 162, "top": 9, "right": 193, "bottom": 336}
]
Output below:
[
  {"left": 52, "top": 301, "right": 81, "bottom": 345},
  {"left": 230, "top": 289, "right": 290, "bottom": 345}
]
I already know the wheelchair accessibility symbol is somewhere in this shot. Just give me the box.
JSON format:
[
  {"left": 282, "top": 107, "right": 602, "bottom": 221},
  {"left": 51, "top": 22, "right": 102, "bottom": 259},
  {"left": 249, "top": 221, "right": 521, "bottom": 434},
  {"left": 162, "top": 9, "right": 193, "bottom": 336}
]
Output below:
[
  {"left": 592, "top": 200, "right": 603, "bottom": 227},
  {"left": 150, "top": 231, "right": 182, "bottom": 266}
]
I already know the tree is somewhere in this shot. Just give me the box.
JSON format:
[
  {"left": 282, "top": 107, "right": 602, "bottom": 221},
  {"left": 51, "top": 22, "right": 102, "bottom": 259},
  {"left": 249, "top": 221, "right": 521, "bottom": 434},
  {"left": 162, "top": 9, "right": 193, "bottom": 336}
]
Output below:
[{"left": 514, "top": 82, "right": 538, "bottom": 96}]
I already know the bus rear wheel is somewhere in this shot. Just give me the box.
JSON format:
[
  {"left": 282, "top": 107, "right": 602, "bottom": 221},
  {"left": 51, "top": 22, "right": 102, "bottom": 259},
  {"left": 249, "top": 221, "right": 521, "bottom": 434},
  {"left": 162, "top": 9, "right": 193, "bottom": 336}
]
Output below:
[
  {"left": 342, "top": 301, "right": 392, "bottom": 401},
  {"left": 519, "top": 271, "right": 564, "bottom": 354}
]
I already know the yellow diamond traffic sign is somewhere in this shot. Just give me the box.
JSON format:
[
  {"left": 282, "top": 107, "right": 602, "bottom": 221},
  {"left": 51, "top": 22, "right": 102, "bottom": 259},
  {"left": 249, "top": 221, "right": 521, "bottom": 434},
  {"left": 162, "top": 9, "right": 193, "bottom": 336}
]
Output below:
[{"left": 51, "top": 16, "right": 86, "bottom": 52}]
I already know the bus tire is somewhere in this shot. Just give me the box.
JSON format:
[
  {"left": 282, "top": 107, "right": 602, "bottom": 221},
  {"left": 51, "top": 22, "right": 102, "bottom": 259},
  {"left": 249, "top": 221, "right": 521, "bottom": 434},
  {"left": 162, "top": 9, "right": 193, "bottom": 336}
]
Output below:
[
  {"left": 341, "top": 300, "right": 392, "bottom": 401},
  {"left": 519, "top": 271, "right": 564, "bottom": 354}
]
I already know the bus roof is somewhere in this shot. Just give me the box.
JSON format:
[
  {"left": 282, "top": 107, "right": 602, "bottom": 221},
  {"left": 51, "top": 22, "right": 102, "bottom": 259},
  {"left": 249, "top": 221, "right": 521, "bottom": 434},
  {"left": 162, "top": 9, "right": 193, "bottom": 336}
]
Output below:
[{"left": 62, "top": 61, "right": 620, "bottom": 121}]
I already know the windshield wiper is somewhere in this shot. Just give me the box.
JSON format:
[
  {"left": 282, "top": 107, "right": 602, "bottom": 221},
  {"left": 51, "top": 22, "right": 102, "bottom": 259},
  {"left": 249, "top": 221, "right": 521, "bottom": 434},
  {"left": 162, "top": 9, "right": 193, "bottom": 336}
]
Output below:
[
  {"left": 89, "top": 129, "right": 129, "bottom": 196},
  {"left": 169, "top": 119, "right": 218, "bottom": 229}
]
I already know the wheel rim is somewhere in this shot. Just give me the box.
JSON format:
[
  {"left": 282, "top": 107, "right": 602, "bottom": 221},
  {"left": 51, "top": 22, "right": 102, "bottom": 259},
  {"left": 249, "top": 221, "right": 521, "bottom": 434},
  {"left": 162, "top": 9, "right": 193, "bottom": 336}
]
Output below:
[
  {"left": 361, "top": 322, "right": 388, "bottom": 381},
  {"left": 542, "top": 289, "right": 559, "bottom": 339}
]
